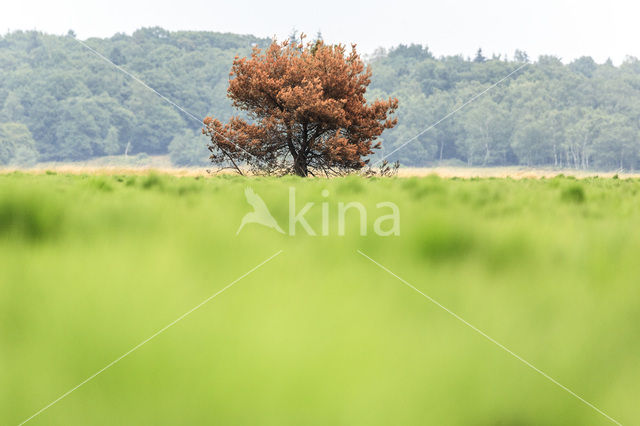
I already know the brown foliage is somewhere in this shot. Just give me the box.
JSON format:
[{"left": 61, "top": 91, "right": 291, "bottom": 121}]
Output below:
[{"left": 203, "top": 37, "right": 398, "bottom": 176}]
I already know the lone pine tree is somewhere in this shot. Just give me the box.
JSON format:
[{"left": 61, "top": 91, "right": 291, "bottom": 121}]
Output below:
[{"left": 203, "top": 37, "right": 398, "bottom": 176}]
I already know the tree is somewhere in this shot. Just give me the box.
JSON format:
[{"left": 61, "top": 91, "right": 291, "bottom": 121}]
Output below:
[
  {"left": 564, "top": 108, "right": 602, "bottom": 169},
  {"left": 103, "top": 126, "right": 121, "bottom": 155},
  {"left": 0, "top": 122, "right": 38, "bottom": 165},
  {"left": 592, "top": 114, "right": 639, "bottom": 170},
  {"left": 126, "top": 89, "right": 184, "bottom": 155},
  {"left": 169, "top": 130, "right": 210, "bottom": 166},
  {"left": 513, "top": 49, "right": 529, "bottom": 63},
  {"left": 458, "top": 96, "right": 512, "bottom": 166},
  {"left": 570, "top": 56, "right": 597, "bottom": 78},
  {"left": 1, "top": 92, "right": 25, "bottom": 121},
  {"left": 511, "top": 118, "right": 553, "bottom": 166},
  {"left": 109, "top": 47, "right": 126, "bottom": 65},
  {"left": 203, "top": 38, "right": 398, "bottom": 176},
  {"left": 474, "top": 48, "right": 486, "bottom": 63},
  {"left": 382, "top": 89, "right": 458, "bottom": 166}
]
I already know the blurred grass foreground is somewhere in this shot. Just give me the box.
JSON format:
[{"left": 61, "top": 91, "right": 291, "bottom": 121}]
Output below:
[{"left": 1, "top": 172, "right": 638, "bottom": 425}]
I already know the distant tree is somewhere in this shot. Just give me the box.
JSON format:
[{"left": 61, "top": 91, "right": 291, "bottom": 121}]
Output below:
[
  {"left": 1, "top": 93, "right": 25, "bottom": 121},
  {"left": 592, "top": 114, "right": 639, "bottom": 170},
  {"left": 109, "top": 47, "right": 126, "bottom": 65},
  {"left": 288, "top": 29, "right": 300, "bottom": 45},
  {"left": 383, "top": 89, "right": 458, "bottom": 165},
  {"left": 458, "top": 97, "right": 512, "bottom": 165},
  {"left": 168, "top": 130, "right": 210, "bottom": 166},
  {"left": 570, "top": 56, "right": 597, "bottom": 78},
  {"left": 564, "top": 108, "right": 602, "bottom": 169},
  {"left": 126, "top": 90, "right": 184, "bottom": 155},
  {"left": 388, "top": 44, "right": 433, "bottom": 60},
  {"left": 0, "top": 122, "right": 38, "bottom": 165},
  {"left": 513, "top": 49, "right": 529, "bottom": 63},
  {"left": 474, "top": 48, "right": 486, "bottom": 63},
  {"left": 373, "top": 46, "right": 389, "bottom": 58},
  {"left": 203, "top": 38, "right": 398, "bottom": 176},
  {"left": 511, "top": 119, "right": 553, "bottom": 166},
  {"left": 103, "top": 126, "right": 121, "bottom": 155}
]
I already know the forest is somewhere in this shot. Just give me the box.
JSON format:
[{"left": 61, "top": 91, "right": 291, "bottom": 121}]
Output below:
[{"left": 1, "top": 27, "right": 640, "bottom": 170}]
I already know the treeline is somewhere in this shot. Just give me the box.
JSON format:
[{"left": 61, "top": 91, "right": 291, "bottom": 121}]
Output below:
[
  {"left": 0, "top": 28, "right": 268, "bottom": 166},
  {"left": 1, "top": 29, "right": 640, "bottom": 170},
  {"left": 368, "top": 46, "right": 640, "bottom": 170}
]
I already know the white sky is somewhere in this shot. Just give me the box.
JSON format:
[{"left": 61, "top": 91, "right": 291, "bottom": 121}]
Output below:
[{"left": 2, "top": 0, "right": 639, "bottom": 64}]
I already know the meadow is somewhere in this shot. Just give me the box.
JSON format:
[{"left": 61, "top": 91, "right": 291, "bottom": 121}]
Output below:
[{"left": 1, "top": 172, "right": 639, "bottom": 425}]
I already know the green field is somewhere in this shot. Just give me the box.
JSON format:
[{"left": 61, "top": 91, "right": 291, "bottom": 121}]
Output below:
[{"left": 1, "top": 172, "right": 638, "bottom": 425}]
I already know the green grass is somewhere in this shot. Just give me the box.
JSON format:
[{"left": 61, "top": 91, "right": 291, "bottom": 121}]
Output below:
[{"left": 1, "top": 173, "right": 639, "bottom": 425}]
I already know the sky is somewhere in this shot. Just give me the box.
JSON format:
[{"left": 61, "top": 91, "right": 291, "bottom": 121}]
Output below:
[{"left": 2, "top": 0, "right": 639, "bottom": 64}]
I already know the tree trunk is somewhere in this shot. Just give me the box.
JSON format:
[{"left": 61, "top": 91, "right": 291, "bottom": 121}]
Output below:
[
  {"left": 483, "top": 142, "right": 490, "bottom": 166},
  {"left": 293, "top": 155, "right": 308, "bottom": 176},
  {"left": 285, "top": 122, "right": 307, "bottom": 176},
  {"left": 293, "top": 123, "right": 310, "bottom": 176}
]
